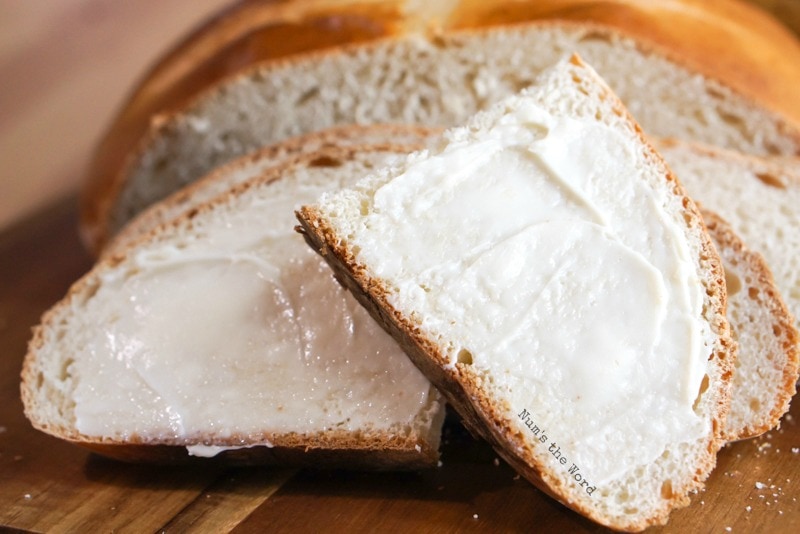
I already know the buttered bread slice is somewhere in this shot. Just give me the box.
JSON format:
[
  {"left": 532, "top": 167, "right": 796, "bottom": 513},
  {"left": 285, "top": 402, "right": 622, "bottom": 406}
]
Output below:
[
  {"left": 21, "top": 143, "right": 444, "bottom": 467},
  {"left": 297, "top": 56, "right": 733, "bottom": 530}
]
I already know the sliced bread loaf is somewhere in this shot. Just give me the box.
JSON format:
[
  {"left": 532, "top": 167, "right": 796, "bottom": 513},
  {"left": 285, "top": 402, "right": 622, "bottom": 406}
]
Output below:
[
  {"left": 700, "top": 209, "right": 799, "bottom": 441},
  {"left": 82, "top": 0, "right": 800, "bottom": 254},
  {"left": 105, "top": 121, "right": 793, "bottom": 451},
  {"left": 82, "top": 18, "right": 800, "bottom": 253},
  {"left": 21, "top": 143, "right": 444, "bottom": 467},
  {"left": 297, "top": 56, "right": 734, "bottom": 531},
  {"left": 658, "top": 140, "right": 800, "bottom": 331}
]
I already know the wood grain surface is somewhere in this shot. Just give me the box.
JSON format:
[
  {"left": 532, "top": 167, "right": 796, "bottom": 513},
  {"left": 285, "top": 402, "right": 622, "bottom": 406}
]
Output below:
[{"left": 0, "top": 199, "right": 798, "bottom": 533}]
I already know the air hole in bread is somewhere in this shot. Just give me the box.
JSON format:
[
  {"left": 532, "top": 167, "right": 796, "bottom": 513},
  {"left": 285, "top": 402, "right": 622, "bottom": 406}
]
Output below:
[
  {"left": 80, "top": 282, "right": 101, "bottom": 303},
  {"left": 692, "top": 109, "right": 708, "bottom": 126},
  {"left": 660, "top": 480, "right": 674, "bottom": 499},
  {"left": 295, "top": 86, "right": 320, "bottom": 106},
  {"left": 725, "top": 269, "right": 742, "bottom": 296},
  {"left": 577, "top": 29, "right": 612, "bottom": 43},
  {"left": 59, "top": 358, "right": 73, "bottom": 382},
  {"left": 772, "top": 324, "right": 782, "bottom": 337},
  {"left": 153, "top": 156, "right": 169, "bottom": 174},
  {"left": 748, "top": 286, "right": 759, "bottom": 300},
  {"left": 457, "top": 349, "right": 474, "bottom": 365},
  {"left": 309, "top": 155, "right": 343, "bottom": 168},
  {"left": 749, "top": 398, "right": 761, "bottom": 412},
  {"left": 36, "top": 371, "right": 43, "bottom": 389},
  {"left": 755, "top": 172, "right": 786, "bottom": 189},
  {"left": 718, "top": 110, "right": 746, "bottom": 131},
  {"left": 729, "top": 324, "right": 739, "bottom": 344},
  {"left": 692, "top": 374, "right": 710, "bottom": 411},
  {"left": 219, "top": 131, "right": 234, "bottom": 144}
]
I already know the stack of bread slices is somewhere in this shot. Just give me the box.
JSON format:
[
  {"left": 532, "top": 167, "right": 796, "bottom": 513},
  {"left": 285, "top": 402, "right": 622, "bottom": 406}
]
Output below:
[{"left": 21, "top": 0, "right": 800, "bottom": 531}]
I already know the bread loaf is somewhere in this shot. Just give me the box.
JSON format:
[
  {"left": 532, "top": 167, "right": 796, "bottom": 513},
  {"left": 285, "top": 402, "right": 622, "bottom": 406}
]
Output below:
[
  {"left": 297, "top": 56, "right": 734, "bottom": 531},
  {"left": 80, "top": 0, "right": 800, "bottom": 253},
  {"left": 22, "top": 140, "right": 445, "bottom": 467}
]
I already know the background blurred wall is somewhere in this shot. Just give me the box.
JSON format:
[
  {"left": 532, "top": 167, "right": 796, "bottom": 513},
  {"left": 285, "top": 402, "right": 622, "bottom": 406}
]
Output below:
[{"left": 0, "top": 0, "right": 231, "bottom": 233}]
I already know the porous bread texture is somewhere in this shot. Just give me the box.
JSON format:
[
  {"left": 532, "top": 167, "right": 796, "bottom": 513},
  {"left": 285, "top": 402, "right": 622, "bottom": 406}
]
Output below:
[
  {"left": 22, "top": 144, "right": 445, "bottom": 468},
  {"left": 105, "top": 22, "right": 800, "bottom": 244},
  {"left": 297, "top": 57, "right": 733, "bottom": 531},
  {"left": 104, "top": 124, "right": 439, "bottom": 257},
  {"left": 701, "top": 209, "right": 799, "bottom": 441},
  {"left": 658, "top": 140, "right": 800, "bottom": 332}
]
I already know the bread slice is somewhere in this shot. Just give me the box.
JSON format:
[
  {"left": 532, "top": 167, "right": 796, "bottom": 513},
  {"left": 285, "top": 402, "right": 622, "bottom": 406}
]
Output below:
[
  {"left": 103, "top": 124, "right": 439, "bottom": 258},
  {"left": 658, "top": 140, "right": 800, "bottom": 332},
  {"left": 700, "top": 209, "right": 799, "bottom": 441},
  {"left": 21, "top": 143, "right": 445, "bottom": 468},
  {"left": 297, "top": 56, "right": 734, "bottom": 531},
  {"left": 81, "top": 19, "right": 800, "bottom": 254}
]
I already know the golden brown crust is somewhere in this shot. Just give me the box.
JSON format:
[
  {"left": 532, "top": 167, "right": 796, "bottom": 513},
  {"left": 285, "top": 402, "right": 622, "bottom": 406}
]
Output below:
[
  {"left": 700, "top": 208, "right": 800, "bottom": 440},
  {"left": 51, "top": 433, "right": 439, "bottom": 469},
  {"left": 80, "top": 0, "right": 800, "bottom": 253},
  {"left": 295, "top": 59, "right": 734, "bottom": 531}
]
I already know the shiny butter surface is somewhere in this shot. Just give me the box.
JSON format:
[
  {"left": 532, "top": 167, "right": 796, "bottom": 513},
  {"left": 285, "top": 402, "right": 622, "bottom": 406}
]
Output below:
[
  {"left": 73, "top": 172, "right": 435, "bottom": 447},
  {"left": 341, "top": 101, "right": 710, "bottom": 485}
]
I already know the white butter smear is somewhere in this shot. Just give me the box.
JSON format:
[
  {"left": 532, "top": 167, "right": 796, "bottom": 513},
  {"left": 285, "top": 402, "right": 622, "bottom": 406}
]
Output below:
[
  {"left": 345, "top": 101, "right": 709, "bottom": 485},
  {"left": 72, "top": 169, "right": 435, "bottom": 445}
]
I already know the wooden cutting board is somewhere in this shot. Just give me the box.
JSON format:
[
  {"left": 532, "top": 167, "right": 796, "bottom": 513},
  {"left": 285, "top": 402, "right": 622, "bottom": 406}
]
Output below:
[{"left": 0, "top": 198, "right": 797, "bottom": 533}]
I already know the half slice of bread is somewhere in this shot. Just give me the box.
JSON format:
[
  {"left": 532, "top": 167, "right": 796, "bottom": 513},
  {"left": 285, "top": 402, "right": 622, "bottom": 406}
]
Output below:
[
  {"left": 82, "top": 19, "right": 800, "bottom": 253},
  {"left": 297, "top": 56, "right": 734, "bottom": 531},
  {"left": 658, "top": 140, "right": 800, "bottom": 331},
  {"left": 21, "top": 142, "right": 445, "bottom": 467},
  {"left": 700, "top": 209, "right": 799, "bottom": 441}
]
